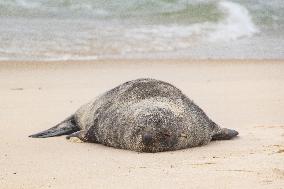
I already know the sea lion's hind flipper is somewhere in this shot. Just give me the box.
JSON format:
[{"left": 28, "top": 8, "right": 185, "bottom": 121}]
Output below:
[
  {"left": 212, "top": 128, "right": 239, "bottom": 140},
  {"left": 29, "top": 115, "right": 80, "bottom": 138}
]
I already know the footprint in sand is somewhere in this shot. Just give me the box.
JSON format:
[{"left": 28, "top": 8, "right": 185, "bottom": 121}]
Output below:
[
  {"left": 272, "top": 168, "right": 284, "bottom": 179},
  {"left": 10, "top": 88, "right": 24, "bottom": 90}
]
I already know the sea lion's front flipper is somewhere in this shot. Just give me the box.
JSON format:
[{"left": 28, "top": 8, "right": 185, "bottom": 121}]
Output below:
[
  {"left": 212, "top": 128, "right": 239, "bottom": 140},
  {"left": 66, "top": 130, "right": 88, "bottom": 142},
  {"left": 66, "top": 130, "right": 98, "bottom": 143},
  {"left": 29, "top": 115, "right": 80, "bottom": 138}
]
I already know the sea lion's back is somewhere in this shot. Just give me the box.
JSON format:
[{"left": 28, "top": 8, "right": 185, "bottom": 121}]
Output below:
[{"left": 107, "top": 78, "right": 184, "bottom": 103}]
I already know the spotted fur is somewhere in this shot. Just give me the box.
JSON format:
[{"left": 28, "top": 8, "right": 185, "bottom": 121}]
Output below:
[{"left": 30, "top": 78, "right": 238, "bottom": 152}]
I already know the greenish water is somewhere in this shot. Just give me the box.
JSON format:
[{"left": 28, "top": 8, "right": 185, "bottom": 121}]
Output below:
[{"left": 0, "top": 0, "right": 283, "bottom": 60}]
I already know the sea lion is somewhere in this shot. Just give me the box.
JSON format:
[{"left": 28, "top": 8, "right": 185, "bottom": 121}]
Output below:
[{"left": 29, "top": 78, "right": 238, "bottom": 152}]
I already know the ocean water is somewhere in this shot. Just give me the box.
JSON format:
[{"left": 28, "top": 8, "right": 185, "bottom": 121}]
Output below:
[{"left": 0, "top": 0, "right": 283, "bottom": 61}]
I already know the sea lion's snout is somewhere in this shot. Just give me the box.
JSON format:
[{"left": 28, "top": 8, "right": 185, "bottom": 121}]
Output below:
[
  {"left": 142, "top": 133, "right": 154, "bottom": 146},
  {"left": 141, "top": 130, "right": 178, "bottom": 152}
]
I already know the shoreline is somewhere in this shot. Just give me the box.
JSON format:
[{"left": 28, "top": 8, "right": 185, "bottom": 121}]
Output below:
[
  {"left": 1, "top": 59, "right": 283, "bottom": 70},
  {"left": 1, "top": 59, "right": 284, "bottom": 63}
]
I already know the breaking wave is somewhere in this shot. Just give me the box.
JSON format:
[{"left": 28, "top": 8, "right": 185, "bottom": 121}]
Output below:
[{"left": 0, "top": 0, "right": 283, "bottom": 60}]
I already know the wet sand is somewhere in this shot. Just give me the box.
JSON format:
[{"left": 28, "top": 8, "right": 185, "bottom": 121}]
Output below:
[{"left": 0, "top": 60, "right": 284, "bottom": 188}]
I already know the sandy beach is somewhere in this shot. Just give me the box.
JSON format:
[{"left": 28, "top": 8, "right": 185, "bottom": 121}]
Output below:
[{"left": 0, "top": 60, "right": 284, "bottom": 189}]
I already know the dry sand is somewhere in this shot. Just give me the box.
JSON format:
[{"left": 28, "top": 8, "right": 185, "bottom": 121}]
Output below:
[{"left": 0, "top": 60, "right": 284, "bottom": 189}]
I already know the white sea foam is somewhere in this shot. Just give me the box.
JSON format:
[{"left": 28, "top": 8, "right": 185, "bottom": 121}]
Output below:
[
  {"left": 208, "top": 1, "right": 259, "bottom": 42},
  {"left": 14, "top": 0, "right": 40, "bottom": 9},
  {"left": 123, "top": 1, "right": 259, "bottom": 54},
  {"left": 43, "top": 55, "right": 98, "bottom": 61}
]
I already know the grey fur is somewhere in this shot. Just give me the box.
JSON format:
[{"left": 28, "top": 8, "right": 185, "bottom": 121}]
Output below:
[{"left": 30, "top": 78, "right": 238, "bottom": 152}]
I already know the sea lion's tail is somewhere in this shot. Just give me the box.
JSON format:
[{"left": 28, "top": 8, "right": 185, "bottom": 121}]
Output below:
[{"left": 29, "top": 115, "right": 80, "bottom": 138}]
